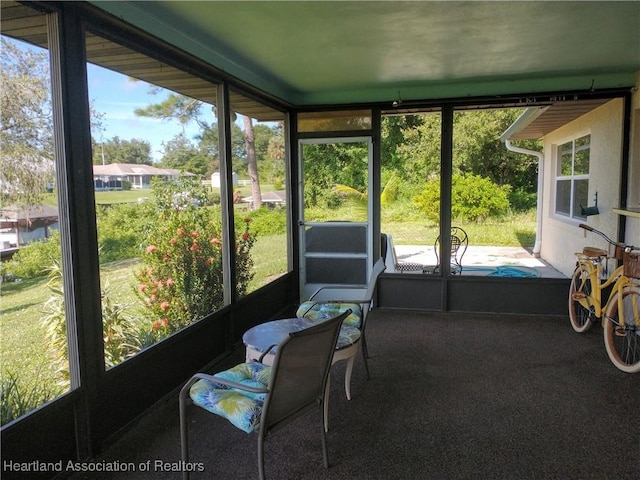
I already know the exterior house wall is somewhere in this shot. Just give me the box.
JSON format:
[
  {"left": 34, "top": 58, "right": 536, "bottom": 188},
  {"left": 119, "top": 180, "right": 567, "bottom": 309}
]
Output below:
[
  {"left": 540, "top": 98, "right": 624, "bottom": 277},
  {"left": 1, "top": 221, "right": 59, "bottom": 249}
]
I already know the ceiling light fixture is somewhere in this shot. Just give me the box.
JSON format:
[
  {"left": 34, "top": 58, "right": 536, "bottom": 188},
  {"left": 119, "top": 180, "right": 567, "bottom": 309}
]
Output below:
[{"left": 392, "top": 91, "right": 402, "bottom": 107}]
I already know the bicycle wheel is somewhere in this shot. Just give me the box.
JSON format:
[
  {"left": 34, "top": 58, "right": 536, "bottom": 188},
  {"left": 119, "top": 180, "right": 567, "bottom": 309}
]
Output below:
[
  {"left": 568, "top": 265, "right": 594, "bottom": 333},
  {"left": 603, "top": 285, "right": 640, "bottom": 373}
]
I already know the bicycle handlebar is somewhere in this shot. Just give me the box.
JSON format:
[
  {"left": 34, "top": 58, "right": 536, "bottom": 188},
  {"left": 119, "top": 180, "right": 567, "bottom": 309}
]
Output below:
[{"left": 579, "top": 223, "right": 634, "bottom": 250}]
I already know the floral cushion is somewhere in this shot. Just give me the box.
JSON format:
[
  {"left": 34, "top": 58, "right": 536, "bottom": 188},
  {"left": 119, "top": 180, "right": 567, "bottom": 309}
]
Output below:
[
  {"left": 336, "top": 324, "right": 361, "bottom": 349},
  {"left": 189, "top": 362, "right": 271, "bottom": 433},
  {"left": 296, "top": 301, "right": 363, "bottom": 328}
]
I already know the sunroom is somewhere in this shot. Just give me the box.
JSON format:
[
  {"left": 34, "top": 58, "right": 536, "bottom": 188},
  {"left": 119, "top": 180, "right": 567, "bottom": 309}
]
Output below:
[{"left": 1, "top": 1, "right": 639, "bottom": 479}]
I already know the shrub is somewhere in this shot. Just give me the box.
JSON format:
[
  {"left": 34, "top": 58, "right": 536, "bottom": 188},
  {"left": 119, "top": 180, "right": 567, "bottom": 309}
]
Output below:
[
  {"left": 96, "top": 203, "right": 154, "bottom": 263},
  {"left": 453, "top": 174, "right": 511, "bottom": 222},
  {"left": 0, "top": 261, "right": 7, "bottom": 282},
  {"left": 41, "top": 263, "right": 69, "bottom": 386},
  {"left": 508, "top": 187, "right": 537, "bottom": 212},
  {"left": 6, "top": 230, "right": 61, "bottom": 279},
  {"left": 413, "top": 179, "right": 441, "bottom": 224},
  {"left": 208, "top": 190, "right": 221, "bottom": 205},
  {"left": 304, "top": 182, "right": 343, "bottom": 210},
  {"left": 245, "top": 207, "right": 286, "bottom": 236},
  {"left": 133, "top": 177, "right": 256, "bottom": 340},
  {"left": 414, "top": 173, "right": 511, "bottom": 223},
  {"left": 0, "top": 370, "right": 63, "bottom": 426},
  {"left": 100, "top": 281, "right": 144, "bottom": 367},
  {"left": 41, "top": 262, "right": 142, "bottom": 385}
]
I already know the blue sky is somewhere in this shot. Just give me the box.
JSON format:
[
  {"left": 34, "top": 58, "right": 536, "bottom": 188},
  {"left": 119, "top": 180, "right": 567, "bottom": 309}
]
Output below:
[
  {"left": 8, "top": 35, "right": 200, "bottom": 163},
  {"left": 86, "top": 64, "right": 201, "bottom": 162}
]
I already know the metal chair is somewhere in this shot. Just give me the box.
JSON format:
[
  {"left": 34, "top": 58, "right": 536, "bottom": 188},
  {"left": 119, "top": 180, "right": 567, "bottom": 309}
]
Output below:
[
  {"left": 382, "top": 233, "right": 427, "bottom": 273},
  {"left": 434, "top": 226, "right": 468, "bottom": 274},
  {"left": 296, "top": 258, "right": 386, "bottom": 399},
  {"left": 179, "top": 310, "right": 349, "bottom": 480}
]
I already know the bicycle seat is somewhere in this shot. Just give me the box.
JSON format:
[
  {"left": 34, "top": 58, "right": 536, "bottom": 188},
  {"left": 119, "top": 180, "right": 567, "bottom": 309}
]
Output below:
[{"left": 583, "top": 246, "right": 607, "bottom": 258}]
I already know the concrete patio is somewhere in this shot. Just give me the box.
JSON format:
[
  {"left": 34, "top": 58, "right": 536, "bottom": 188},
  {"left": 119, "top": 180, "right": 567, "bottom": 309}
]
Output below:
[{"left": 393, "top": 245, "right": 567, "bottom": 279}]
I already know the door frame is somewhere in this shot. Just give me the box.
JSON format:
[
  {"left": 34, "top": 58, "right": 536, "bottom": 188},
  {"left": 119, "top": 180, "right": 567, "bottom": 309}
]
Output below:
[{"left": 298, "top": 136, "right": 374, "bottom": 299}]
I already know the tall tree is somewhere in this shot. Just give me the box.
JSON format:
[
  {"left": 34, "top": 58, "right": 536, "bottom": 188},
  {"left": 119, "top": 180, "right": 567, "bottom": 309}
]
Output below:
[
  {"left": 135, "top": 92, "right": 264, "bottom": 205},
  {"left": 263, "top": 124, "right": 285, "bottom": 186},
  {"left": 2, "top": 37, "right": 104, "bottom": 209},
  {"left": 92, "top": 136, "right": 152, "bottom": 165},
  {"left": 135, "top": 92, "right": 217, "bottom": 171},
  {"left": 395, "top": 112, "right": 442, "bottom": 182},
  {"left": 0, "top": 37, "right": 54, "bottom": 208},
  {"left": 381, "top": 114, "right": 425, "bottom": 173},
  {"left": 395, "top": 108, "right": 540, "bottom": 196},
  {"left": 454, "top": 109, "right": 539, "bottom": 193},
  {"left": 159, "top": 134, "right": 209, "bottom": 176},
  {"left": 243, "top": 115, "right": 261, "bottom": 210},
  {"left": 302, "top": 142, "right": 369, "bottom": 208},
  {"left": 135, "top": 91, "right": 205, "bottom": 130}
]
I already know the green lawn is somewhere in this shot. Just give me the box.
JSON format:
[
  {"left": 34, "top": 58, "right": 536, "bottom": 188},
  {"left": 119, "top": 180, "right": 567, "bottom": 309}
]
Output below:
[
  {"left": 383, "top": 211, "right": 536, "bottom": 247},
  {"left": 0, "top": 275, "right": 55, "bottom": 388},
  {"left": 0, "top": 233, "right": 287, "bottom": 392},
  {"left": 42, "top": 189, "right": 154, "bottom": 206},
  {"left": 95, "top": 189, "right": 154, "bottom": 204},
  {"left": 43, "top": 185, "right": 282, "bottom": 206},
  {"left": 0, "top": 259, "right": 144, "bottom": 396}
]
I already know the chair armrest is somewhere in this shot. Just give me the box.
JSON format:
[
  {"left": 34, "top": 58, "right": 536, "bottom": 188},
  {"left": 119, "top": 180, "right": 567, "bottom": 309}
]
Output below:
[{"left": 309, "top": 286, "right": 369, "bottom": 303}]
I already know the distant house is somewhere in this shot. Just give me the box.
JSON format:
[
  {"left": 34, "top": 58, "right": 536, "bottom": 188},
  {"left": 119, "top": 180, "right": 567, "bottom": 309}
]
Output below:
[
  {"left": 93, "top": 163, "right": 195, "bottom": 190},
  {"left": 0, "top": 204, "right": 59, "bottom": 257}
]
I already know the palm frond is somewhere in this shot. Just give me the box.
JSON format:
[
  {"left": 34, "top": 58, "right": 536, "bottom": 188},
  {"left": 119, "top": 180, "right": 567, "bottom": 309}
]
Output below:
[
  {"left": 332, "top": 184, "right": 367, "bottom": 201},
  {"left": 381, "top": 174, "right": 400, "bottom": 205}
]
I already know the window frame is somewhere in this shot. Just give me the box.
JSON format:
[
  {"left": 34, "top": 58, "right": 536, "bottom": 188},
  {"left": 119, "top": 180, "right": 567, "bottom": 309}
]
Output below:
[{"left": 554, "top": 133, "right": 591, "bottom": 222}]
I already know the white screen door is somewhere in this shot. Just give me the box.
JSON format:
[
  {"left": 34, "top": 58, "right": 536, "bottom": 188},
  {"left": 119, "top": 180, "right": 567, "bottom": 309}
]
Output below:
[{"left": 298, "top": 137, "right": 373, "bottom": 300}]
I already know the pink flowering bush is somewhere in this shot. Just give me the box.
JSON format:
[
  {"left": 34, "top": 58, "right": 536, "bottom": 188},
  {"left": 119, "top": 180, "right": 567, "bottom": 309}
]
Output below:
[{"left": 134, "top": 177, "right": 255, "bottom": 340}]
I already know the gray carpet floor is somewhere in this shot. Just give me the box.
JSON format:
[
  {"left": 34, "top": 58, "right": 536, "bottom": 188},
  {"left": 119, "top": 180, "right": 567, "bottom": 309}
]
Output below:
[{"left": 68, "top": 309, "right": 639, "bottom": 479}]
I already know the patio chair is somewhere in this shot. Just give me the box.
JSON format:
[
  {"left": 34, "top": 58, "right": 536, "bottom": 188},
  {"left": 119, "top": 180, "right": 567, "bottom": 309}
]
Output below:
[
  {"left": 296, "top": 258, "right": 386, "bottom": 404},
  {"left": 382, "top": 232, "right": 434, "bottom": 274},
  {"left": 433, "top": 226, "right": 468, "bottom": 274},
  {"left": 179, "top": 310, "right": 349, "bottom": 480}
]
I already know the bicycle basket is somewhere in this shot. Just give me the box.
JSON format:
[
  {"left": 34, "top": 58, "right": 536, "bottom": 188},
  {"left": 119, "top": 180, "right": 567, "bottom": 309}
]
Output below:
[
  {"left": 613, "top": 244, "right": 626, "bottom": 260},
  {"left": 623, "top": 250, "right": 640, "bottom": 279}
]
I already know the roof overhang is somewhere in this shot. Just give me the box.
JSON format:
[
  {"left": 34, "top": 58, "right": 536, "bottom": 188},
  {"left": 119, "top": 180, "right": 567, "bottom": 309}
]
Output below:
[
  {"left": 0, "top": 205, "right": 59, "bottom": 222},
  {"left": 500, "top": 98, "right": 613, "bottom": 141}
]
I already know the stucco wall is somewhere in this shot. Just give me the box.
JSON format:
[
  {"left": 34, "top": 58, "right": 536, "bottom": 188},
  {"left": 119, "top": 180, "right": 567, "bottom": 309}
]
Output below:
[{"left": 540, "top": 99, "right": 624, "bottom": 277}]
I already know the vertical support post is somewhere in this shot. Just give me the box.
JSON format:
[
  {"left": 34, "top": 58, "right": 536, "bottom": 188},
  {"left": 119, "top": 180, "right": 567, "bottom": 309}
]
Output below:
[
  {"left": 51, "top": 3, "right": 104, "bottom": 458},
  {"left": 217, "top": 83, "right": 236, "bottom": 305},
  {"left": 285, "top": 112, "right": 296, "bottom": 277},
  {"left": 617, "top": 92, "right": 632, "bottom": 244},
  {"left": 440, "top": 106, "right": 454, "bottom": 307},
  {"left": 372, "top": 107, "right": 382, "bottom": 265}
]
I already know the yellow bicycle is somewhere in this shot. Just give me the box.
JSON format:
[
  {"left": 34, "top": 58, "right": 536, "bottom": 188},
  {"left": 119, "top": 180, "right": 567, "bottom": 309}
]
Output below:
[{"left": 568, "top": 224, "right": 640, "bottom": 373}]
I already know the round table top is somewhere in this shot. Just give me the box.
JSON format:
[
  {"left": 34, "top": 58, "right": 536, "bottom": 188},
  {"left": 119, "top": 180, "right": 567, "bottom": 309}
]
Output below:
[
  {"left": 243, "top": 317, "right": 361, "bottom": 357},
  {"left": 242, "top": 317, "right": 318, "bottom": 355}
]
